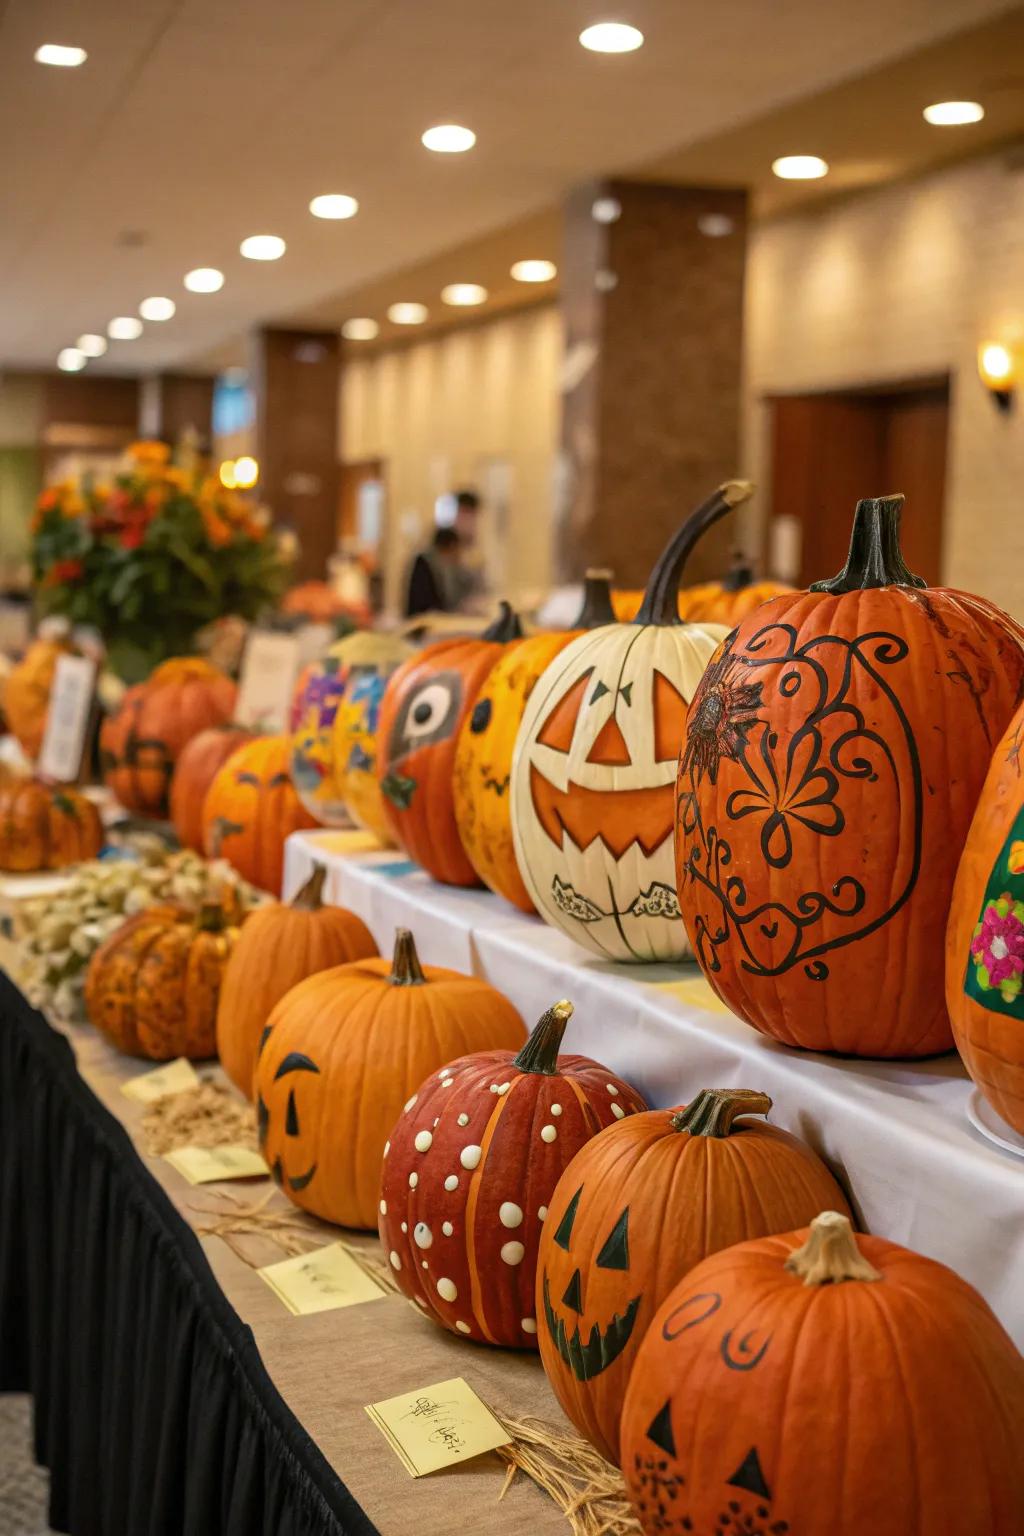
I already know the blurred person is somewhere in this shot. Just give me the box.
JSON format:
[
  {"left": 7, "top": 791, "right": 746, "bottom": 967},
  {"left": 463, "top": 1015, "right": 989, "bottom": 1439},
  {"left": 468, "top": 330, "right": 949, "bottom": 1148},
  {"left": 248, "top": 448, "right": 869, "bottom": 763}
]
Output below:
[{"left": 404, "top": 489, "right": 484, "bottom": 616}]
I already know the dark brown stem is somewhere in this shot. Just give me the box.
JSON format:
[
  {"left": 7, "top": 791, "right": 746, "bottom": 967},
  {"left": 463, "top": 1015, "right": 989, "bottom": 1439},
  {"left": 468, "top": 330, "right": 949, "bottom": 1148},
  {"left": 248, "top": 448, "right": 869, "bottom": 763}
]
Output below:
[
  {"left": 810, "top": 495, "right": 926, "bottom": 593},
  {"left": 721, "top": 553, "right": 754, "bottom": 592},
  {"left": 290, "top": 865, "right": 327, "bottom": 911},
  {"left": 572, "top": 569, "right": 616, "bottom": 629},
  {"left": 784, "top": 1212, "right": 880, "bottom": 1286},
  {"left": 194, "top": 897, "right": 228, "bottom": 933},
  {"left": 633, "top": 480, "right": 754, "bottom": 626},
  {"left": 671, "top": 1088, "right": 772, "bottom": 1137},
  {"left": 513, "top": 999, "right": 573, "bottom": 1074},
  {"left": 482, "top": 600, "right": 524, "bottom": 642},
  {"left": 388, "top": 927, "right": 426, "bottom": 985}
]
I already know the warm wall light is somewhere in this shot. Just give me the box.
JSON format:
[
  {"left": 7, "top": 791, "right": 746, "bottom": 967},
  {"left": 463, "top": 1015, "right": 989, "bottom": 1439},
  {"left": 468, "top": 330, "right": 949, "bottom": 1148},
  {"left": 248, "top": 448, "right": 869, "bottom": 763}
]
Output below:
[
  {"left": 233, "top": 455, "right": 259, "bottom": 488},
  {"left": 35, "top": 44, "right": 87, "bottom": 67},
  {"left": 57, "top": 348, "right": 86, "bottom": 372},
  {"left": 772, "top": 155, "right": 829, "bottom": 180},
  {"left": 388, "top": 302, "right": 428, "bottom": 324},
  {"left": 979, "top": 342, "right": 1016, "bottom": 411},
  {"left": 511, "top": 259, "right": 557, "bottom": 283},
  {"left": 240, "top": 234, "right": 286, "bottom": 261},
  {"left": 310, "top": 193, "right": 359, "bottom": 220},
  {"left": 579, "top": 23, "right": 644, "bottom": 53},
  {"left": 140, "top": 296, "right": 175, "bottom": 321},
  {"left": 184, "top": 267, "right": 225, "bottom": 293},
  {"left": 924, "top": 100, "right": 984, "bottom": 126},
  {"left": 441, "top": 283, "right": 488, "bottom": 306},
  {"left": 76, "top": 334, "right": 107, "bottom": 357},
  {"left": 342, "top": 318, "right": 379, "bottom": 340},
  {"left": 108, "top": 316, "right": 143, "bottom": 340},
  {"left": 219, "top": 460, "right": 237, "bottom": 489},
  {"left": 422, "top": 124, "right": 476, "bottom": 153}
]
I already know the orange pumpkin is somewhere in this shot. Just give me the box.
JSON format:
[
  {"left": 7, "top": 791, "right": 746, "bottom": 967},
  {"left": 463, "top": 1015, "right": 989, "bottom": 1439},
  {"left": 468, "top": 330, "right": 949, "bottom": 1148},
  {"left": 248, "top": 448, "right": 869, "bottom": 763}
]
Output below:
[
  {"left": 4, "top": 630, "right": 77, "bottom": 759},
  {"left": 377, "top": 602, "right": 523, "bottom": 885},
  {"left": 0, "top": 779, "right": 103, "bottom": 871},
  {"left": 202, "top": 735, "right": 318, "bottom": 895},
  {"left": 675, "top": 558, "right": 794, "bottom": 626},
  {"left": 621, "top": 1212, "right": 1024, "bottom": 1536},
  {"left": 215, "top": 865, "right": 378, "bottom": 1096},
  {"left": 100, "top": 657, "right": 237, "bottom": 816},
  {"left": 281, "top": 580, "right": 369, "bottom": 627},
  {"left": 254, "top": 928, "right": 525, "bottom": 1229},
  {"left": 536, "top": 1087, "right": 851, "bottom": 1465},
  {"left": 170, "top": 724, "right": 254, "bottom": 853},
  {"left": 677, "top": 494, "right": 1024, "bottom": 1056}
]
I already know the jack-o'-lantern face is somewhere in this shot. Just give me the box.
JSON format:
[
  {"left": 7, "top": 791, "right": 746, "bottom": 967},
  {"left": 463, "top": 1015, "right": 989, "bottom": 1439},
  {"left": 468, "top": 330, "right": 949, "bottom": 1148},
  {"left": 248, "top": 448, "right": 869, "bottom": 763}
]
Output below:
[
  {"left": 541, "top": 1187, "right": 641, "bottom": 1379},
  {"left": 206, "top": 760, "right": 291, "bottom": 853},
  {"left": 257, "top": 1040, "right": 323, "bottom": 1195}
]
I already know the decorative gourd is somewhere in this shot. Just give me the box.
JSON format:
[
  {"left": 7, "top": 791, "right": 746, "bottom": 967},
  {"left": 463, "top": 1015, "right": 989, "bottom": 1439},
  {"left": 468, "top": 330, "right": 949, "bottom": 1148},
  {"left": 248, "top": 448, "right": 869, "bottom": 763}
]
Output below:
[
  {"left": 676, "top": 557, "right": 794, "bottom": 626},
  {"left": 947, "top": 697, "right": 1024, "bottom": 1132},
  {"left": 328, "top": 631, "right": 415, "bottom": 841},
  {"left": 216, "top": 865, "right": 378, "bottom": 1097},
  {"left": 85, "top": 899, "right": 240, "bottom": 1059},
  {"left": 536, "top": 1087, "right": 851, "bottom": 1465},
  {"left": 511, "top": 484, "right": 751, "bottom": 962},
  {"left": 621, "top": 1212, "right": 1024, "bottom": 1536},
  {"left": 677, "top": 494, "right": 1024, "bottom": 1057},
  {"left": 201, "top": 734, "right": 318, "bottom": 896},
  {"left": 254, "top": 928, "right": 526, "bottom": 1228},
  {"left": 453, "top": 574, "right": 617, "bottom": 911},
  {"left": 4, "top": 629, "right": 77, "bottom": 759},
  {"left": 170, "top": 724, "right": 254, "bottom": 853},
  {"left": 281, "top": 579, "right": 368, "bottom": 627},
  {"left": 0, "top": 779, "right": 103, "bottom": 871},
  {"left": 377, "top": 603, "right": 524, "bottom": 884},
  {"left": 378, "top": 997, "right": 645, "bottom": 1346},
  {"left": 100, "top": 657, "right": 237, "bottom": 816}
]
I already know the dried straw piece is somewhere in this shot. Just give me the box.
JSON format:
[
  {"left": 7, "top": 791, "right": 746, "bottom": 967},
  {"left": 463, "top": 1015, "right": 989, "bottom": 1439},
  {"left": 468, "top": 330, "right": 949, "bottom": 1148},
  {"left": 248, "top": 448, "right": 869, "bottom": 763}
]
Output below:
[
  {"left": 139, "top": 1081, "right": 257, "bottom": 1157},
  {"left": 496, "top": 1415, "right": 640, "bottom": 1536}
]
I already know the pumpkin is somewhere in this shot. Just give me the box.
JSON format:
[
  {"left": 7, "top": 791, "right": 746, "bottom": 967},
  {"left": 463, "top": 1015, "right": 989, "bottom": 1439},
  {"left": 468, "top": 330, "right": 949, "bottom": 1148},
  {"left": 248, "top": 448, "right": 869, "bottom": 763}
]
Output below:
[
  {"left": 216, "top": 865, "right": 378, "bottom": 1097},
  {"left": 100, "top": 657, "right": 237, "bottom": 816},
  {"left": 377, "top": 602, "right": 524, "bottom": 884},
  {"left": 254, "top": 927, "right": 526, "bottom": 1228},
  {"left": 620, "top": 1211, "right": 1024, "bottom": 1536},
  {"left": 511, "top": 483, "right": 751, "bottom": 962},
  {"left": 676, "top": 558, "right": 794, "bottom": 626},
  {"left": 0, "top": 779, "right": 103, "bottom": 871},
  {"left": 85, "top": 899, "right": 240, "bottom": 1059},
  {"left": 676, "top": 494, "right": 1024, "bottom": 1057},
  {"left": 453, "top": 573, "right": 617, "bottom": 911},
  {"left": 4, "top": 630, "right": 77, "bottom": 759},
  {"left": 281, "top": 579, "right": 368, "bottom": 627},
  {"left": 946, "top": 697, "right": 1024, "bottom": 1132},
  {"left": 378, "top": 996, "right": 645, "bottom": 1347},
  {"left": 536, "top": 1087, "right": 851, "bottom": 1465},
  {"left": 170, "top": 724, "right": 254, "bottom": 853},
  {"left": 201, "top": 734, "right": 318, "bottom": 896}
]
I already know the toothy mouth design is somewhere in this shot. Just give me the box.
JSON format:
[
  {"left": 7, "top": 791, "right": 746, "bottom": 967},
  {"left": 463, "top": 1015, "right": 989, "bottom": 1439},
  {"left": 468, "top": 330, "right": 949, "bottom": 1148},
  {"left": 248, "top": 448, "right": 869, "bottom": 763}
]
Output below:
[
  {"left": 542, "top": 1274, "right": 641, "bottom": 1379},
  {"left": 530, "top": 765, "right": 674, "bottom": 860}
]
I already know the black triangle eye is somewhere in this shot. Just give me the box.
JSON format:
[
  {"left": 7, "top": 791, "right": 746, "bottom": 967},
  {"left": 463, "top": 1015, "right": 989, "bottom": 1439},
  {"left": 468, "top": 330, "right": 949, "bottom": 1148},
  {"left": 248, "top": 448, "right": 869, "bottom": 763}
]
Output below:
[
  {"left": 553, "top": 1186, "right": 583, "bottom": 1251},
  {"left": 590, "top": 680, "right": 610, "bottom": 704},
  {"left": 285, "top": 1089, "right": 299, "bottom": 1137},
  {"left": 596, "top": 1207, "right": 630, "bottom": 1270},
  {"left": 470, "top": 698, "right": 492, "bottom": 734}
]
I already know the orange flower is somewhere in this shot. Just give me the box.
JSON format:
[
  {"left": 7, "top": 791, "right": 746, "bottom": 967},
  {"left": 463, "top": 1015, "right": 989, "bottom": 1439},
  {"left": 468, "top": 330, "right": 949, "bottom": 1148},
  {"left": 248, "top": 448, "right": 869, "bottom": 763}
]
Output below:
[
  {"left": 163, "top": 466, "right": 192, "bottom": 491},
  {"left": 144, "top": 484, "right": 167, "bottom": 512},
  {"left": 202, "top": 506, "right": 233, "bottom": 548},
  {"left": 129, "top": 439, "right": 170, "bottom": 466},
  {"left": 37, "top": 488, "right": 59, "bottom": 512}
]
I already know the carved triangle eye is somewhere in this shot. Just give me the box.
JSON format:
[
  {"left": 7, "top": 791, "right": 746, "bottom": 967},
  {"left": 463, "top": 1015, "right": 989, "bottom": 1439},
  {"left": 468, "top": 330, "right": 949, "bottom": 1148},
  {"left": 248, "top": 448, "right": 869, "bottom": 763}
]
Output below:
[
  {"left": 596, "top": 1207, "right": 630, "bottom": 1269},
  {"left": 553, "top": 1185, "right": 583, "bottom": 1250}
]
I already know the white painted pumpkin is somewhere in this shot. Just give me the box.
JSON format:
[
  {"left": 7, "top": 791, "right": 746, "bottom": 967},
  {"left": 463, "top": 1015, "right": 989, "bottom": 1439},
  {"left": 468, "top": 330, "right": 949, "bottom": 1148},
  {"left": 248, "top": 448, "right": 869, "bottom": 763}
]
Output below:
[{"left": 511, "top": 483, "right": 751, "bottom": 962}]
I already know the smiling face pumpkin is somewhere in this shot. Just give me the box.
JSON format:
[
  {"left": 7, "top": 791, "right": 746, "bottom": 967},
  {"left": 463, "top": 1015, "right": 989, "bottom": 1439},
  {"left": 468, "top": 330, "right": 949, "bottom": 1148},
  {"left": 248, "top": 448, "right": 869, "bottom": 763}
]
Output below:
[{"left": 541, "top": 1188, "right": 642, "bottom": 1380}]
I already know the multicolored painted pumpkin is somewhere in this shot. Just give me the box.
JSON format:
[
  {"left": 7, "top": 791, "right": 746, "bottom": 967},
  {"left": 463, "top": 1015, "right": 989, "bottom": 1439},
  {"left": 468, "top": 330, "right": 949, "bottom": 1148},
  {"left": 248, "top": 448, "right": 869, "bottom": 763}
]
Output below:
[
  {"left": 4, "top": 629, "right": 77, "bottom": 759},
  {"left": 378, "top": 997, "right": 645, "bottom": 1347},
  {"left": 537, "top": 1088, "right": 851, "bottom": 1465},
  {"left": 100, "top": 657, "right": 237, "bottom": 816},
  {"left": 216, "top": 865, "right": 377, "bottom": 1097},
  {"left": 675, "top": 559, "right": 795, "bottom": 626},
  {"left": 289, "top": 640, "right": 355, "bottom": 824},
  {"left": 254, "top": 928, "right": 525, "bottom": 1228},
  {"left": 453, "top": 574, "right": 616, "bottom": 911},
  {"left": 677, "top": 494, "right": 1024, "bottom": 1057},
  {"left": 377, "top": 603, "right": 524, "bottom": 884},
  {"left": 621, "top": 1212, "right": 1024, "bottom": 1536},
  {"left": 85, "top": 899, "right": 240, "bottom": 1059},
  {"left": 947, "top": 697, "right": 1024, "bottom": 1132},
  {"left": 170, "top": 724, "right": 254, "bottom": 853},
  {"left": 0, "top": 779, "right": 103, "bottom": 871},
  {"left": 202, "top": 734, "right": 318, "bottom": 896},
  {"left": 512, "top": 484, "right": 751, "bottom": 961}
]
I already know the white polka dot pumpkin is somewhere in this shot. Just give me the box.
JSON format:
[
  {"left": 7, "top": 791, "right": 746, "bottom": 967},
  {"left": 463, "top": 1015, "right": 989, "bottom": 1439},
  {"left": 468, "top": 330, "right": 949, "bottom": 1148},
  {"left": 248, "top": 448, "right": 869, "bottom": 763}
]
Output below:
[{"left": 377, "top": 998, "right": 646, "bottom": 1346}]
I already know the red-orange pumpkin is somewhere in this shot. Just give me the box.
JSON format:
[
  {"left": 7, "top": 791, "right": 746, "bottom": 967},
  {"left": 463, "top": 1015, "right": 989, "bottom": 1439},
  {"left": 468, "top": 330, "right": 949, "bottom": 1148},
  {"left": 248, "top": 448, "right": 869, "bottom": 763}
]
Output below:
[
  {"left": 201, "top": 734, "right": 318, "bottom": 895},
  {"left": 170, "top": 724, "right": 254, "bottom": 853}
]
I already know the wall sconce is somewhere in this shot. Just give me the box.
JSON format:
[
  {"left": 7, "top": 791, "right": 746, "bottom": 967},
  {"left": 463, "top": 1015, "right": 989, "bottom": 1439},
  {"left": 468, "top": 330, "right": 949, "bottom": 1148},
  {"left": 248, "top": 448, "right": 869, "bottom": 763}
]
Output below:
[{"left": 978, "top": 342, "right": 1016, "bottom": 412}]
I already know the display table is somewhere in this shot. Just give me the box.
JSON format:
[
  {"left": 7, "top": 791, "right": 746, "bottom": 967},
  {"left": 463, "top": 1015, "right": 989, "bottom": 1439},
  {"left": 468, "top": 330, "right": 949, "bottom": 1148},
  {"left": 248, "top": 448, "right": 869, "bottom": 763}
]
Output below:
[{"left": 283, "top": 828, "right": 1024, "bottom": 1349}]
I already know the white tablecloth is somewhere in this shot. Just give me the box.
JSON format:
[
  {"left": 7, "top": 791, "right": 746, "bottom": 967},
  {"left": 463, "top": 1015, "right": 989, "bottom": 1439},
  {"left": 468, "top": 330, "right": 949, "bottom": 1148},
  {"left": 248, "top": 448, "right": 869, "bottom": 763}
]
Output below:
[{"left": 284, "top": 828, "right": 1024, "bottom": 1346}]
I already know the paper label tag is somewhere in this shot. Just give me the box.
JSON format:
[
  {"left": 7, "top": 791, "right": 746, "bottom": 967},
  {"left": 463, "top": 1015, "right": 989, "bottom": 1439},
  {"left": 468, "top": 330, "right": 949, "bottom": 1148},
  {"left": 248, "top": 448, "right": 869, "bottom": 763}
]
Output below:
[
  {"left": 163, "top": 1144, "right": 270, "bottom": 1185},
  {"left": 121, "top": 1057, "right": 201, "bottom": 1103},
  {"left": 37, "top": 654, "right": 97, "bottom": 780},
  {"left": 258, "top": 1242, "right": 387, "bottom": 1315},
  {"left": 366, "top": 1377, "right": 511, "bottom": 1477},
  {"left": 235, "top": 631, "right": 303, "bottom": 733},
  {"left": 650, "top": 976, "right": 735, "bottom": 1018}
]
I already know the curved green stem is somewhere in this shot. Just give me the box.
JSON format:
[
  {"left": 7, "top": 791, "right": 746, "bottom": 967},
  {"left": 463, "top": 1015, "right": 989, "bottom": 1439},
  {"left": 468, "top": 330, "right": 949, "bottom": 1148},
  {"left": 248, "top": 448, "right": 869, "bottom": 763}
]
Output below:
[
  {"left": 482, "top": 601, "right": 524, "bottom": 642},
  {"left": 572, "top": 569, "right": 616, "bottom": 629},
  {"left": 670, "top": 1087, "right": 771, "bottom": 1137}
]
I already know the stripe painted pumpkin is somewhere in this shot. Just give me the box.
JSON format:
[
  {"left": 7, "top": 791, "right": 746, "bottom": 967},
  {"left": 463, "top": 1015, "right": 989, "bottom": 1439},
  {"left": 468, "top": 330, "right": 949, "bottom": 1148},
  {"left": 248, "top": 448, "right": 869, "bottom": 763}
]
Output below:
[
  {"left": 201, "top": 734, "right": 318, "bottom": 895},
  {"left": 377, "top": 998, "right": 646, "bottom": 1347}
]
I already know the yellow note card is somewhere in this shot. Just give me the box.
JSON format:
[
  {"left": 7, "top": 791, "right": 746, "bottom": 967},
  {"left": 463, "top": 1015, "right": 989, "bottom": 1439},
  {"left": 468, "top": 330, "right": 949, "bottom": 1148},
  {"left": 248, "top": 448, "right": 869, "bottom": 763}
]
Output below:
[
  {"left": 258, "top": 1242, "right": 386, "bottom": 1316},
  {"left": 163, "top": 1144, "right": 270, "bottom": 1185},
  {"left": 121, "top": 1057, "right": 201, "bottom": 1104},
  {"left": 649, "top": 975, "right": 735, "bottom": 1017},
  {"left": 307, "top": 829, "right": 382, "bottom": 857},
  {"left": 366, "top": 1377, "right": 511, "bottom": 1477}
]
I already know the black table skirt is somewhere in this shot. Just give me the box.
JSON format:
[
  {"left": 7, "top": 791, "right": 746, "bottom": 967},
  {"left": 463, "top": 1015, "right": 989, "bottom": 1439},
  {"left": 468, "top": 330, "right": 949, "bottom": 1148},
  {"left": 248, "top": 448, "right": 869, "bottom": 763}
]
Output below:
[{"left": 0, "top": 973, "right": 378, "bottom": 1536}]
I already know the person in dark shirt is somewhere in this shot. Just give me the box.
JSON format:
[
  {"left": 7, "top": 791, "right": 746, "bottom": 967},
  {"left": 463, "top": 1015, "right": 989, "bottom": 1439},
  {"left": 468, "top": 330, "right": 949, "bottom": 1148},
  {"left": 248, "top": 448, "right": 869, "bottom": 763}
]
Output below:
[{"left": 405, "top": 527, "right": 462, "bottom": 616}]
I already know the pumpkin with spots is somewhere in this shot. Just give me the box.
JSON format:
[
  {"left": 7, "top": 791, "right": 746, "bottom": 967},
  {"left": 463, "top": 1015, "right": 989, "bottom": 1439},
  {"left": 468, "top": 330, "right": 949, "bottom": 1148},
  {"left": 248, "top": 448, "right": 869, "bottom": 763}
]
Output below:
[
  {"left": 254, "top": 928, "right": 524, "bottom": 1228},
  {"left": 377, "top": 998, "right": 646, "bottom": 1348},
  {"left": 201, "top": 734, "right": 318, "bottom": 895}
]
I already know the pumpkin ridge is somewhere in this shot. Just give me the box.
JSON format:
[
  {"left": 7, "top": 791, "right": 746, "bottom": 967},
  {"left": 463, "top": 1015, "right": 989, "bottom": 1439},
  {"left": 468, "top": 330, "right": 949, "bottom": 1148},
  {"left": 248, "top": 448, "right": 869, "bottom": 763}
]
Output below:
[{"left": 462, "top": 1074, "right": 514, "bottom": 1345}]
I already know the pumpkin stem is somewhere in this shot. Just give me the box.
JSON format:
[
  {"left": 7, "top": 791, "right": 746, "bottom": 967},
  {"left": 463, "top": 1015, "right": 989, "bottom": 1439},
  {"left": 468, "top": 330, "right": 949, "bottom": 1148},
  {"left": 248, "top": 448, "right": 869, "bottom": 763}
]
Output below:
[
  {"left": 572, "top": 569, "right": 617, "bottom": 629},
  {"left": 290, "top": 865, "right": 327, "bottom": 911},
  {"left": 194, "top": 897, "right": 228, "bottom": 933},
  {"left": 670, "top": 1087, "right": 772, "bottom": 1137},
  {"left": 721, "top": 553, "right": 754, "bottom": 592},
  {"left": 809, "top": 495, "right": 927, "bottom": 593},
  {"left": 513, "top": 999, "right": 573, "bottom": 1074},
  {"left": 633, "top": 480, "right": 755, "bottom": 627},
  {"left": 784, "top": 1212, "right": 881, "bottom": 1287},
  {"left": 388, "top": 927, "right": 427, "bottom": 986},
  {"left": 482, "top": 600, "right": 524, "bottom": 643}
]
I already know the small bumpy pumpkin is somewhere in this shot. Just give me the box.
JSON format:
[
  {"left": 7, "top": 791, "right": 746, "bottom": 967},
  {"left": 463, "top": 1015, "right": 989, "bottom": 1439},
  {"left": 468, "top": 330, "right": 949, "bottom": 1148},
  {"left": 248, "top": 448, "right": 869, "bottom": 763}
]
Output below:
[
  {"left": 202, "top": 734, "right": 318, "bottom": 895},
  {"left": 0, "top": 779, "right": 103, "bottom": 871},
  {"left": 254, "top": 928, "right": 525, "bottom": 1228},
  {"left": 378, "top": 998, "right": 645, "bottom": 1347},
  {"left": 537, "top": 1087, "right": 851, "bottom": 1464},
  {"left": 170, "top": 724, "right": 254, "bottom": 853},
  {"left": 100, "top": 656, "right": 237, "bottom": 816},
  {"left": 677, "top": 494, "right": 1024, "bottom": 1056},
  {"left": 621, "top": 1212, "right": 1024, "bottom": 1536},
  {"left": 216, "top": 865, "right": 377, "bottom": 1097},
  {"left": 4, "top": 629, "right": 77, "bottom": 759},
  {"left": 676, "top": 557, "right": 794, "bottom": 626}
]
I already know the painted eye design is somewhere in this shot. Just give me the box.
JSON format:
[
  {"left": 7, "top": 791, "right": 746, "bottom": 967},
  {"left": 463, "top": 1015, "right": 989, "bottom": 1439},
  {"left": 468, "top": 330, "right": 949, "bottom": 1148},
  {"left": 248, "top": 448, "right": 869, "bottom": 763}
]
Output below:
[
  {"left": 236, "top": 770, "right": 261, "bottom": 786},
  {"left": 595, "top": 1207, "right": 630, "bottom": 1270},
  {"left": 389, "top": 670, "right": 463, "bottom": 759},
  {"left": 470, "top": 697, "right": 492, "bottom": 734}
]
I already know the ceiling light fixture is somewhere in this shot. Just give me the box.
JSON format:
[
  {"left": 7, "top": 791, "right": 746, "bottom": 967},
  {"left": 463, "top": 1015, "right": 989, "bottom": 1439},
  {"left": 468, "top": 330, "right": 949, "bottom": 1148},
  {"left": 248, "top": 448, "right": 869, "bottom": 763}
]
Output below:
[
  {"left": 421, "top": 124, "right": 476, "bottom": 153},
  {"left": 240, "top": 234, "right": 286, "bottom": 261},
  {"left": 139, "top": 296, "right": 175, "bottom": 321},
  {"left": 184, "top": 267, "right": 224, "bottom": 293},
  {"left": 441, "top": 283, "right": 488, "bottom": 306},
  {"left": 771, "top": 155, "right": 829, "bottom": 180},
  {"left": 108, "top": 316, "right": 143, "bottom": 340},
  {"left": 510, "top": 259, "right": 557, "bottom": 283},
  {"left": 76, "top": 334, "right": 107, "bottom": 358},
  {"left": 923, "top": 100, "right": 984, "bottom": 126},
  {"left": 57, "top": 348, "right": 87, "bottom": 372},
  {"left": 342, "top": 318, "right": 379, "bottom": 341},
  {"left": 35, "top": 44, "right": 87, "bottom": 67},
  {"left": 310, "top": 193, "right": 359, "bottom": 220},
  {"left": 579, "top": 23, "right": 644, "bottom": 54},
  {"left": 388, "top": 303, "right": 428, "bottom": 325}
]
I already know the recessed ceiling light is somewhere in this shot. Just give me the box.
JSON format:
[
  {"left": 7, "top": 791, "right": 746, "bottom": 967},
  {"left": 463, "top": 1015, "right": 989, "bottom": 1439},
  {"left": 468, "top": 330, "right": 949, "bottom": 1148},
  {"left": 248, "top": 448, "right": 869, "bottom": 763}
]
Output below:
[
  {"left": 579, "top": 23, "right": 644, "bottom": 54},
  {"left": 240, "top": 234, "right": 286, "bottom": 261},
  {"left": 139, "top": 296, "right": 175, "bottom": 321},
  {"left": 698, "top": 213, "right": 735, "bottom": 238},
  {"left": 57, "top": 348, "right": 87, "bottom": 372},
  {"left": 184, "top": 267, "right": 224, "bottom": 293},
  {"left": 771, "top": 155, "right": 829, "bottom": 181},
  {"left": 76, "top": 334, "right": 107, "bottom": 358},
  {"left": 923, "top": 100, "right": 984, "bottom": 126},
  {"left": 441, "top": 284, "right": 488, "bottom": 306},
  {"left": 342, "top": 318, "right": 379, "bottom": 340},
  {"left": 35, "top": 44, "right": 87, "bottom": 67},
  {"left": 310, "top": 193, "right": 359, "bottom": 220},
  {"left": 592, "top": 196, "right": 622, "bottom": 224},
  {"left": 108, "top": 316, "right": 143, "bottom": 340},
  {"left": 388, "top": 303, "right": 428, "bottom": 325},
  {"left": 421, "top": 124, "right": 476, "bottom": 153},
  {"left": 510, "top": 259, "right": 557, "bottom": 283}
]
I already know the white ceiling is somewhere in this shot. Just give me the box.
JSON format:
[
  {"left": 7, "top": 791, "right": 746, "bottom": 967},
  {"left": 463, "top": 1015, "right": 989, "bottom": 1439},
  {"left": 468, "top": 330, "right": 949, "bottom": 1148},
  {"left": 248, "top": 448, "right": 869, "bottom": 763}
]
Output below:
[{"left": 0, "top": 0, "right": 1013, "bottom": 373}]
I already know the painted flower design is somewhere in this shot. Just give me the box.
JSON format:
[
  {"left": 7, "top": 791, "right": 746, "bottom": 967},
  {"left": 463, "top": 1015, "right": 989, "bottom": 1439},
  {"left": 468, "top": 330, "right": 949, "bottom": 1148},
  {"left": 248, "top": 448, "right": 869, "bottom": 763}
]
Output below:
[
  {"left": 681, "top": 652, "right": 764, "bottom": 786},
  {"left": 971, "top": 895, "right": 1024, "bottom": 1001},
  {"left": 1008, "top": 840, "right": 1024, "bottom": 876}
]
